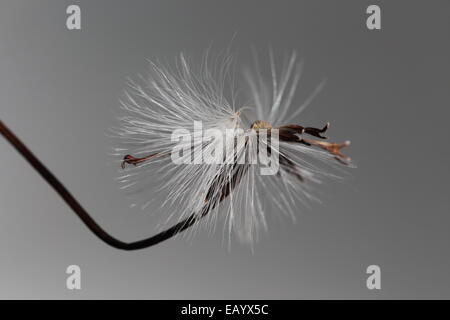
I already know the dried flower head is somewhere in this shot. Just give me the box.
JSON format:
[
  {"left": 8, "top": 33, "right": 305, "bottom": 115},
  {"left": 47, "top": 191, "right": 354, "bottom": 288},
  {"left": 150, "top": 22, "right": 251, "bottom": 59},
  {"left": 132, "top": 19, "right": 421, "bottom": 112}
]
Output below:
[{"left": 113, "top": 50, "right": 353, "bottom": 247}]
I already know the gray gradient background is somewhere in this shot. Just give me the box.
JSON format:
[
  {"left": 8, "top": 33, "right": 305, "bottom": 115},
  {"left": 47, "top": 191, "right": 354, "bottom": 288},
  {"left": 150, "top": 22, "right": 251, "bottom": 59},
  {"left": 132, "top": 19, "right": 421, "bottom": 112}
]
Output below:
[{"left": 0, "top": 0, "right": 449, "bottom": 299}]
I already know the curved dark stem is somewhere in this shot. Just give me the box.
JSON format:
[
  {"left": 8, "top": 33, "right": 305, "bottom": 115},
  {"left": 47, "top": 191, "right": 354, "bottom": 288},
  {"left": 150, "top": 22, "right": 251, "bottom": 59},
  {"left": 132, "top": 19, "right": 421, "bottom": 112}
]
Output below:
[{"left": 0, "top": 119, "right": 209, "bottom": 251}]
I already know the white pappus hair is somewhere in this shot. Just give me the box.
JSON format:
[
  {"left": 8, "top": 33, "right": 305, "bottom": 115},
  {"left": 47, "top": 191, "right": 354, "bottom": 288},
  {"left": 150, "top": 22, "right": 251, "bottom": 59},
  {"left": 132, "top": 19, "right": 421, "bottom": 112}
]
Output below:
[{"left": 112, "top": 49, "right": 352, "bottom": 248}]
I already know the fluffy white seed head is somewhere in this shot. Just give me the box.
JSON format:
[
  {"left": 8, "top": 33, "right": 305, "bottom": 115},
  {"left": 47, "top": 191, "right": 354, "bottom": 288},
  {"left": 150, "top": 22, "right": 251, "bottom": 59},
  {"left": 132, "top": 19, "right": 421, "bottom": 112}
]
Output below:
[{"left": 112, "top": 50, "right": 347, "bottom": 247}]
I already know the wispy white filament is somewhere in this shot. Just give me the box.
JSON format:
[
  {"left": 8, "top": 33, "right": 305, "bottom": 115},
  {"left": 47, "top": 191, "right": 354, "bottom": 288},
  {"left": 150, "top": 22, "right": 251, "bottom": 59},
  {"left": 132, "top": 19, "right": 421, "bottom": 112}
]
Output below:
[{"left": 112, "top": 50, "right": 345, "bottom": 247}]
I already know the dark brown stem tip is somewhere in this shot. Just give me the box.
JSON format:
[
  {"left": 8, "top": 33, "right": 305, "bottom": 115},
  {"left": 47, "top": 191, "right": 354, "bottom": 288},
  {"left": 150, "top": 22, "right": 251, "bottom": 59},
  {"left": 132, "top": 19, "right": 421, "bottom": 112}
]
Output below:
[
  {"left": 304, "top": 122, "right": 330, "bottom": 139},
  {"left": 121, "top": 155, "right": 138, "bottom": 169}
]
